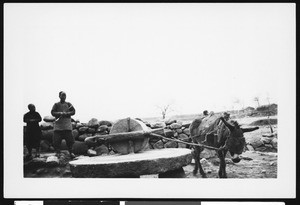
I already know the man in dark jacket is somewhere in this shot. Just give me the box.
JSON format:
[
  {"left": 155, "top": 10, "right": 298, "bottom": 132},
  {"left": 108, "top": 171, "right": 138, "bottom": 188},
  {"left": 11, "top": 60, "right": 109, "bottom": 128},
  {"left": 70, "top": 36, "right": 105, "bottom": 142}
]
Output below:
[
  {"left": 51, "top": 91, "right": 76, "bottom": 158},
  {"left": 23, "top": 104, "right": 42, "bottom": 159}
]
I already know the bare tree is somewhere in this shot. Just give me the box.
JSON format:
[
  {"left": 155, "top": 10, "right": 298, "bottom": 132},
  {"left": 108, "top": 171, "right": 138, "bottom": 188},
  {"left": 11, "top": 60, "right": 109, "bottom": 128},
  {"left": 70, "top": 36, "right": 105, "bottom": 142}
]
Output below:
[
  {"left": 156, "top": 103, "right": 174, "bottom": 120},
  {"left": 266, "top": 96, "right": 271, "bottom": 105},
  {"left": 233, "top": 98, "right": 242, "bottom": 114},
  {"left": 253, "top": 97, "right": 260, "bottom": 108},
  {"left": 265, "top": 95, "right": 273, "bottom": 133}
]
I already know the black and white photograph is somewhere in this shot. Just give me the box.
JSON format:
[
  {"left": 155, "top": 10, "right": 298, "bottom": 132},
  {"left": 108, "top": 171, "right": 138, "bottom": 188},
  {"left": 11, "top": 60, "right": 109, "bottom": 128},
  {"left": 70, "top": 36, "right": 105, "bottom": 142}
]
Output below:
[{"left": 4, "top": 3, "right": 295, "bottom": 199}]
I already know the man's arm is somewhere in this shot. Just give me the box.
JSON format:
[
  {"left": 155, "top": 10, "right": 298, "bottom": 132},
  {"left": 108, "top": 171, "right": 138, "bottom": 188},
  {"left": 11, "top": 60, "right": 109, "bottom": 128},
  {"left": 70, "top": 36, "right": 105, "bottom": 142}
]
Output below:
[
  {"left": 64, "top": 103, "right": 75, "bottom": 117},
  {"left": 242, "top": 127, "right": 259, "bottom": 133},
  {"left": 219, "top": 117, "right": 234, "bottom": 131},
  {"left": 51, "top": 103, "right": 63, "bottom": 118}
]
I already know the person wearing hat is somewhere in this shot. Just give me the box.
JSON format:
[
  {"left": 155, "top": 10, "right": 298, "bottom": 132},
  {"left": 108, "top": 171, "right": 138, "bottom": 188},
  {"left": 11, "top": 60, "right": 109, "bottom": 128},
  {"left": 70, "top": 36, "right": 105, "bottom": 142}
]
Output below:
[
  {"left": 203, "top": 110, "right": 209, "bottom": 117},
  {"left": 23, "top": 104, "right": 42, "bottom": 159},
  {"left": 51, "top": 91, "right": 76, "bottom": 158}
]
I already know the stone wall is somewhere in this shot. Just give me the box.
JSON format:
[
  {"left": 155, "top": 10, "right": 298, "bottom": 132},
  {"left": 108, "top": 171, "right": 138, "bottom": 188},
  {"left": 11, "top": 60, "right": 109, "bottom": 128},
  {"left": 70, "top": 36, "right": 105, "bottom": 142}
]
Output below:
[{"left": 36, "top": 116, "right": 278, "bottom": 157}]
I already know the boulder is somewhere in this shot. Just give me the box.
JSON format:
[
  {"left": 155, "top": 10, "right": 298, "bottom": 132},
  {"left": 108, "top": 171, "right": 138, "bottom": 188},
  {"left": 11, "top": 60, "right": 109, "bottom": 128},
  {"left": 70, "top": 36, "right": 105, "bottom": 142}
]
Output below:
[
  {"left": 98, "top": 125, "right": 108, "bottom": 133},
  {"left": 161, "top": 138, "right": 170, "bottom": 144},
  {"left": 170, "top": 122, "right": 182, "bottom": 129},
  {"left": 178, "top": 142, "right": 188, "bottom": 148},
  {"left": 255, "top": 146, "right": 268, "bottom": 152},
  {"left": 164, "top": 129, "right": 174, "bottom": 138},
  {"left": 78, "top": 133, "right": 92, "bottom": 142},
  {"left": 72, "top": 122, "right": 76, "bottom": 129},
  {"left": 247, "top": 136, "right": 264, "bottom": 149},
  {"left": 99, "top": 120, "right": 113, "bottom": 127},
  {"left": 177, "top": 134, "right": 189, "bottom": 148},
  {"left": 151, "top": 122, "right": 166, "bottom": 129},
  {"left": 182, "top": 123, "right": 191, "bottom": 128},
  {"left": 24, "top": 157, "right": 47, "bottom": 170},
  {"left": 246, "top": 144, "right": 255, "bottom": 151},
  {"left": 43, "top": 116, "right": 55, "bottom": 122},
  {"left": 35, "top": 168, "right": 46, "bottom": 175},
  {"left": 271, "top": 138, "right": 278, "bottom": 149},
  {"left": 178, "top": 133, "right": 189, "bottom": 141},
  {"left": 87, "top": 128, "right": 96, "bottom": 133},
  {"left": 164, "top": 141, "right": 178, "bottom": 148},
  {"left": 153, "top": 141, "right": 164, "bottom": 149},
  {"left": 261, "top": 137, "right": 273, "bottom": 144},
  {"left": 88, "top": 118, "right": 99, "bottom": 128},
  {"left": 78, "top": 126, "right": 89, "bottom": 133},
  {"left": 76, "top": 123, "right": 83, "bottom": 129},
  {"left": 62, "top": 170, "right": 72, "bottom": 177},
  {"left": 262, "top": 132, "right": 277, "bottom": 138},
  {"left": 165, "top": 119, "right": 177, "bottom": 125},
  {"left": 176, "top": 129, "right": 183, "bottom": 134},
  {"left": 183, "top": 128, "right": 190, "bottom": 136},
  {"left": 200, "top": 158, "right": 213, "bottom": 167},
  {"left": 87, "top": 149, "right": 97, "bottom": 156},
  {"left": 40, "top": 140, "right": 51, "bottom": 152},
  {"left": 201, "top": 148, "right": 218, "bottom": 159},
  {"left": 149, "top": 137, "right": 161, "bottom": 144},
  {"left": 95, "top": 145, "right": 109, "bottom": 155},
  {"left": 72, "top": 141, "right": 89, "bottom": 155},
  {"left": 46, "top": 156, "right": 59, "bottom": 167},
  {"left": 72, "top": 129, "right": 79, "bottom": 140},
  {"left": 85, "top": 137, "right": 98, "bottom": 147},
  {"left": 40, "top": 122, "right": 54, "bottom": 130},
  {"left": 41, "top": 130, "right": 54, "bottom": 142},
  {"left": 97, "top": 131, "right": 108, "bottom": 135}
]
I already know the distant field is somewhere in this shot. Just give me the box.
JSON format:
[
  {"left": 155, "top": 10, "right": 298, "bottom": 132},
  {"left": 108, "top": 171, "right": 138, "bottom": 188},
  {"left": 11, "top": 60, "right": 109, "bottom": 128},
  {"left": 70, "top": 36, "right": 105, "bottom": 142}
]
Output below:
[{"left": 142, "top": 113, "right": 277, "bottom": 126}]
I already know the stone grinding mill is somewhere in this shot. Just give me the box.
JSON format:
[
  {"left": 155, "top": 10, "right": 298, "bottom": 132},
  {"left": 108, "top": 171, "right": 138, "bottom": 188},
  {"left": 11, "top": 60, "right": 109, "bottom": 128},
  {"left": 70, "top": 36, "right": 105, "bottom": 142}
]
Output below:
[{"left": 69, "top": 117, "right": 193, "bottom": 178}]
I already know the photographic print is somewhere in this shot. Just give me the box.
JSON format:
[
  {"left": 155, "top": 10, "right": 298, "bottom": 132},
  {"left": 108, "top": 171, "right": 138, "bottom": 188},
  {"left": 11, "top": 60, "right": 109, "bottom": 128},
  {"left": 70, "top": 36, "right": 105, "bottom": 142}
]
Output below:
[{"left": 4, "top": 3, "right": 295, "bottom": 198}]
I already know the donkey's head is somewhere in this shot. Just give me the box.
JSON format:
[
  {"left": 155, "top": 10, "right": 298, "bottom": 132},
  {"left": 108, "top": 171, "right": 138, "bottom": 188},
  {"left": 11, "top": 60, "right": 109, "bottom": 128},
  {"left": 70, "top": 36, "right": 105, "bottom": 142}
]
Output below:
[{"left": 223, "top": 120, "right": 246, "bottom": 163}]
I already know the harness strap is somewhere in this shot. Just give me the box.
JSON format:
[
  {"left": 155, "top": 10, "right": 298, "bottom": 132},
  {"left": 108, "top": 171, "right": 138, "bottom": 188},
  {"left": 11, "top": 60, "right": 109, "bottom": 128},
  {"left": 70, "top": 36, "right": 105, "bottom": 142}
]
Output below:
[{"left": 149, "top": 133, "right": 219, "bottom": 151}]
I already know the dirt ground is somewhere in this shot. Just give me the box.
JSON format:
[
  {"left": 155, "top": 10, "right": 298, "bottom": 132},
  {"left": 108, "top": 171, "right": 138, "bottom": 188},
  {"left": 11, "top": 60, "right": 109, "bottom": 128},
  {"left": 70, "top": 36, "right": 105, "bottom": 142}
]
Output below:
[{"left": 24, "top": 116, "right": 277, "bottom": 178}]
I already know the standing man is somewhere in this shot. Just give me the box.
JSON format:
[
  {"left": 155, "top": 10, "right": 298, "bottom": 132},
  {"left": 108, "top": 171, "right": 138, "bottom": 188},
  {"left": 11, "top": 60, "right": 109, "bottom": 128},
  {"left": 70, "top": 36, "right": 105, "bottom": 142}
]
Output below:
[
  {"left": 24, "top": 104, "right": 42, "bottom": 159},
  {"left": 51, "top": 91, "right": 76, "bottom": 158}
]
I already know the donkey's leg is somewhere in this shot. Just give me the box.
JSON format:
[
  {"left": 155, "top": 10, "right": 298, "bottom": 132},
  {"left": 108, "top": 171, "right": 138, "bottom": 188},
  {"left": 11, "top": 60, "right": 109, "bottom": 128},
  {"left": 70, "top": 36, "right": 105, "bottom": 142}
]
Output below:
[
  {"left": 192, "top": 146, "right": 199, "bottom": 175},
  {"left": 217, "top": 148, "right": 226, "bottom": 178},
  {"left": 198, "top": 147, "right": 207, "bottom": 178},
  {"left": 222, "top": 149, "right": 228, "bottom": 178}
]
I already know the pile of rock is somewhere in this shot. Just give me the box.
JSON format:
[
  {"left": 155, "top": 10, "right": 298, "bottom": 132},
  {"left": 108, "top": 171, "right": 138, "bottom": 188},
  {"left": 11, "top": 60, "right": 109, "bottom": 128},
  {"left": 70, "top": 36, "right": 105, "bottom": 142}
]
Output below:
[
  {"left": 245, "top": 132, "right": 278, "bottom": 152},
  {"left": 39, "top": 116, "right": 114, "bottom": 156},
  {"left": 147, "top": 119, "right": 191, "bottom": 149},
  {"left": 37, "top": 116, "right": 277, "bottom": 158}
]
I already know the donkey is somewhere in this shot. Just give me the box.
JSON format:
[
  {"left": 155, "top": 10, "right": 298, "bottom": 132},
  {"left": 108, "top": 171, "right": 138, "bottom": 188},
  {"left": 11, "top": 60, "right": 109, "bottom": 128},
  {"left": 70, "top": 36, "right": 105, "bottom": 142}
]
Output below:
[{"left": 189, "top": 113, "right": 259, "bottom": 178}]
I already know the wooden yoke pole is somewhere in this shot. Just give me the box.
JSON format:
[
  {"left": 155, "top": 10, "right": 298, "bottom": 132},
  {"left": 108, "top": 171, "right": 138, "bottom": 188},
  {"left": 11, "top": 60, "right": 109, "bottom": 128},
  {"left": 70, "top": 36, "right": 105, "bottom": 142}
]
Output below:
[
  {"left": 84, "top": 128, "right": 164, "bottom": 143},
  {"left": 84, "top": 127, "right": 219, "bottom": 151}
]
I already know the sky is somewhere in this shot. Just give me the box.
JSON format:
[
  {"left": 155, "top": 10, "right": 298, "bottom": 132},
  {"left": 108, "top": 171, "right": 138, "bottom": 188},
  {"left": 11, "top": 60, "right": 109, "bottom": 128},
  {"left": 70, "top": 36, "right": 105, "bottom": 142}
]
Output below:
[{"left": 4, "top": 3, "right": 295, "bottom": 122}]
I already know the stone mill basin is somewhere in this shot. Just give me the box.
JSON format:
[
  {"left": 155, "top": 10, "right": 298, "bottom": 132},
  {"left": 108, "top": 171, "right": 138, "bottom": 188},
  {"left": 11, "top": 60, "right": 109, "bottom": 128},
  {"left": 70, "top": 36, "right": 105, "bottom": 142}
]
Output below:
[{"left": 69, "top": 148, "right": 192, "bottom": 178}]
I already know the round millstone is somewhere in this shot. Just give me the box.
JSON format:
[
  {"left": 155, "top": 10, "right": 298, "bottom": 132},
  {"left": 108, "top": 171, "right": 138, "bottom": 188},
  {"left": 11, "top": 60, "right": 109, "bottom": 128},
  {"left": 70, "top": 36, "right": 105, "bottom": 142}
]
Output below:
[
  {"left": 109, "top": 118, "right": 150, "bottom": 155},
  {"left": 69, "top": 148, "right": 192, "bottom": 178}
]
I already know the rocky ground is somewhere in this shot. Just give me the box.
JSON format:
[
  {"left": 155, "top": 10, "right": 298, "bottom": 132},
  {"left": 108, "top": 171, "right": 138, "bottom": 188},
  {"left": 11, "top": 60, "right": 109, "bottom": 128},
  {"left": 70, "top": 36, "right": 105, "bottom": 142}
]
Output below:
[{"left": 24, "top": 149, "right": 277, "bottom": 178}]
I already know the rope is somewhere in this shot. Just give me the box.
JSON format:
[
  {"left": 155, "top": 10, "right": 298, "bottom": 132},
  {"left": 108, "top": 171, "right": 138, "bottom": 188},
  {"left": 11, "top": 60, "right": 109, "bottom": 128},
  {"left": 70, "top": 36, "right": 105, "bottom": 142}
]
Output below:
[{"left": 149, "top": 133, "right": 219, "bottom": 151}]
